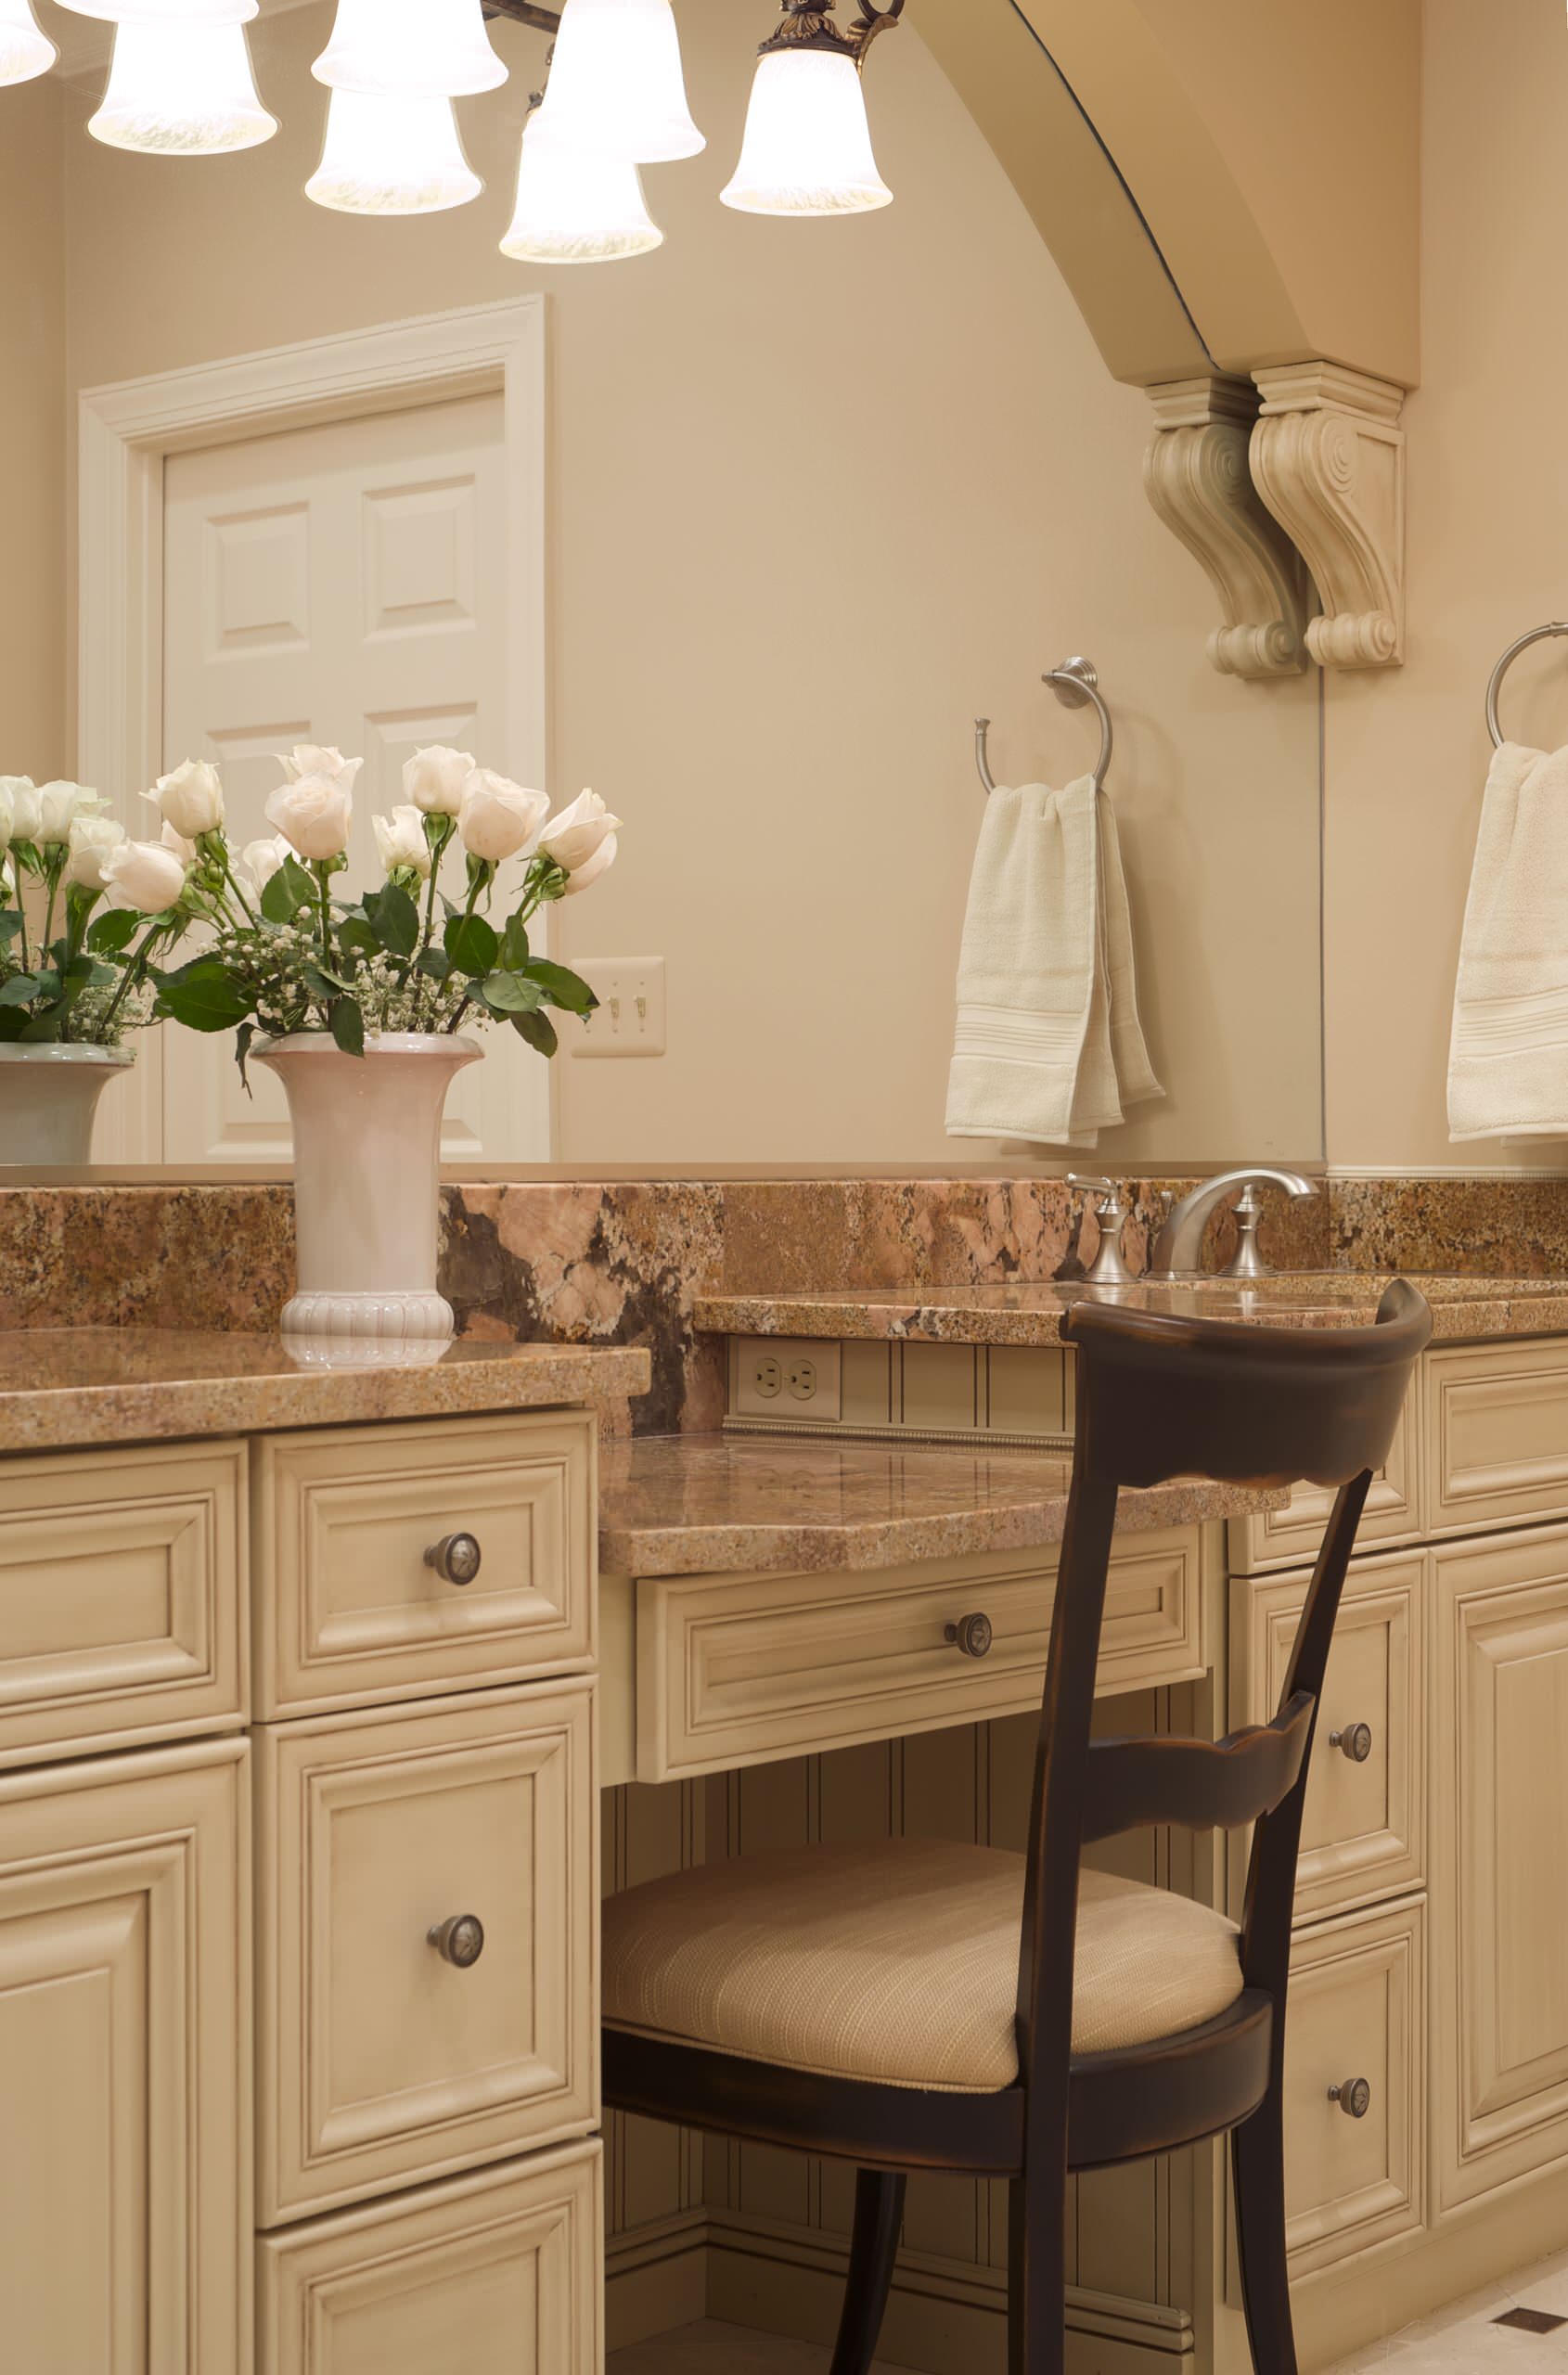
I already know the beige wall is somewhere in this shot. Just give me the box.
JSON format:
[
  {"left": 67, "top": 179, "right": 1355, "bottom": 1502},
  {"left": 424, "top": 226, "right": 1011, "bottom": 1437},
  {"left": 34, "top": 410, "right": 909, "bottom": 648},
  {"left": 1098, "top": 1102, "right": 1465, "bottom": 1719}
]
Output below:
[
  {"left": 53, "top": 0, "right": 1321, "bottom": 1167},
  {"left": 1321, "top": 0, "right": 1567, "bottom": 1174},
  {"left": 0, "top": 75, "right": 65, "bottom": 783}
]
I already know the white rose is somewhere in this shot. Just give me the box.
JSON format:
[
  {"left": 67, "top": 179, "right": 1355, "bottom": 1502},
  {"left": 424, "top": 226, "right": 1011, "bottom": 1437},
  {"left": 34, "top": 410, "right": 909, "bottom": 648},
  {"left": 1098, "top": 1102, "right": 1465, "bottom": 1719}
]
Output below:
[
  {"left": 404, "top": 744, "right": 477, "bottom": 816},
  {"left": 1, "top": 777, "right": 40, "bottom": 844},
  {"left": 562, "top": 832, "right": 618, "bottom": 895},
  {"left": 102, "top": 837, "right": 187, "bottom": 915},
  {"left": 65, "top": 815, "right": 127, "bottom": 892},
  {"left": 265, "top": 771, "right": 353, "bottom": 862},
  {"left": 372, "top": 804, "right": 431, "bottom": 879},
  {"left": 240, "top": 834, "right": 291, "bottom": 892},
  {"left": 36, "top": 780, "right": 103, "bottom": 844},
  {"left": 457, "top": 770, "right": 549, "bottom": 865},
  {"left": 144, "top": 757, "right": 224, "bottom": 840},
  {"left": 540, "top": 788, "right": 623, "bottom": 875},
  {"left": 161, "top": 818, "right": 198, "bottom": 863},
  {"left": 279, "top": 743, "right": 362, "bottom": 791}
]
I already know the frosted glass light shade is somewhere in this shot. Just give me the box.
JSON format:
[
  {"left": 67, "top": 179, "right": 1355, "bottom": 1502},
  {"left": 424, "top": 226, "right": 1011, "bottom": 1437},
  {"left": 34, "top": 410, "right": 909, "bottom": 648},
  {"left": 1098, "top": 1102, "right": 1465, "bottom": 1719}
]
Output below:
[
  {"left": 500, "top": 123, "right": 662, "bottom": 263},
  {"left": 307, "top": 91, "right": 482, "bottom": 214},
  {"left": 0, "top": 0, "right": 55, "bottom": 85},
  {"left": 721, "top": 49, "right": 892, "bottom": 216},
  {"left": 313, "top": 0, "right": 506, "bottom": 99},
  {"left": 530, "top": 0, "right": 703, "bottom": 164},
  {"left": 59, "top": 0, "right": 255, "bottom": 21},
  {"left": 89, "top": 20, "right": 276, "bottom": 154}
]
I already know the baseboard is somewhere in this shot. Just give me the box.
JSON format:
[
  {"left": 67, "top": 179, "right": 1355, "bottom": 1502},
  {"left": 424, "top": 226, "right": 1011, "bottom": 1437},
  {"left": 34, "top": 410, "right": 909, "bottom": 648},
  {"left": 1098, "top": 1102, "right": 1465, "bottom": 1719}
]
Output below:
[{"left": 605, "top": 2209, "right": 709, "bottom": 2354}]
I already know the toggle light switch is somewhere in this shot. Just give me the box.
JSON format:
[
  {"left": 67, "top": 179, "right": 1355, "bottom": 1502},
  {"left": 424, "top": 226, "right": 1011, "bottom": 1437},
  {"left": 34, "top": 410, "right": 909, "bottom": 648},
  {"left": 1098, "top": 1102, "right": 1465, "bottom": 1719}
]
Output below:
[{"left": 570, "top": 957, "right": 667, "bottom": 1057}]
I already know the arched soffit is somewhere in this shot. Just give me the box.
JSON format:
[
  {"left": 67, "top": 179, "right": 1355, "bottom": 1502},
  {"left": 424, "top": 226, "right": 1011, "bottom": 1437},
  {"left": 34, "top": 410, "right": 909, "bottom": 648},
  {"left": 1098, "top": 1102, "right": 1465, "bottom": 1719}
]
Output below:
[{"left": 917, "top": 0, "right": 1420, "bottom": 393}]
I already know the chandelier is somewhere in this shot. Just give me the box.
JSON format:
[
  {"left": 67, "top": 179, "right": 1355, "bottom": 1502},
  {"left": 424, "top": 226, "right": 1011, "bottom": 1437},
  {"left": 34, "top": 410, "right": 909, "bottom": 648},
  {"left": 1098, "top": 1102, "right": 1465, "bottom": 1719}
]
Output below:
[{"left": 2, "top": 0, "right": 907, "bottom": 258}]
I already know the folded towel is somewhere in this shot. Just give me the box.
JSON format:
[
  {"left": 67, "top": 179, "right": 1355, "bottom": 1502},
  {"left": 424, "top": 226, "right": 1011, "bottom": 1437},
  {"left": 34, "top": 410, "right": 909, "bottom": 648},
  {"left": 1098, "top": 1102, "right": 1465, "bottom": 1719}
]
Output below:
[
  {"left": 945, "top": 776, "right": 1162, "bottom": 1148},
  {"left": 1449, "top": 740, "right": 1568, "bottom": 1141}
]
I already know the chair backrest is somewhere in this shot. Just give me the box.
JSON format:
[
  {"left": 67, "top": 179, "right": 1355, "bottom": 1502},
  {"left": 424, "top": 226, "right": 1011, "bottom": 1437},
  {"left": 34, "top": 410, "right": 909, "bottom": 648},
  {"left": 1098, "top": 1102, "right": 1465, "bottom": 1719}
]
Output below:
[{"left": 1013, "top": 1280, "right": 1432, "bottom": 2081}]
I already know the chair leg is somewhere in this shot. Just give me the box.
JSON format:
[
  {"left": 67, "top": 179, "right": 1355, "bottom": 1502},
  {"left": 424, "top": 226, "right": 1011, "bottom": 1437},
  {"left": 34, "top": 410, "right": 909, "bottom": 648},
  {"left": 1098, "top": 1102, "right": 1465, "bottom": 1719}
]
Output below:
[
  {"left": 829, "top": 2169, "right": 907, "bottom": 2375},
  {"left": 1232, "top": 2099, "right": 1299, "bottom": 2375},
  {"left": 1007, "top": 2172, "right": 1068, "bottom": 2375}
]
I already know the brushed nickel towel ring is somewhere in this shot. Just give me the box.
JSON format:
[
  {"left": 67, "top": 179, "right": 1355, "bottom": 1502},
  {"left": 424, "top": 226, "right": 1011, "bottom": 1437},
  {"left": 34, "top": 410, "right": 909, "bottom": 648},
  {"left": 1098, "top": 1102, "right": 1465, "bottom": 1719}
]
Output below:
[
  {"left": 975, "top": 657, "right": 1113, "bottom": 795},
  {"left": 1486, "top": 622, "right": 1568, "bottom": 748}
]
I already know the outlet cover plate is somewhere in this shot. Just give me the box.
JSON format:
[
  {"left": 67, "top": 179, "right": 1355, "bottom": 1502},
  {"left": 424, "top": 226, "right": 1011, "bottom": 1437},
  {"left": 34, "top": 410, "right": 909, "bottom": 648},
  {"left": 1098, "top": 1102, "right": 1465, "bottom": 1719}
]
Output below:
[
  {"left": 572, "top": 957, "right": 666, "bottom": 1057},
  {"left": 733, "top": 1337, "right": 842, "bottom": 1421}
]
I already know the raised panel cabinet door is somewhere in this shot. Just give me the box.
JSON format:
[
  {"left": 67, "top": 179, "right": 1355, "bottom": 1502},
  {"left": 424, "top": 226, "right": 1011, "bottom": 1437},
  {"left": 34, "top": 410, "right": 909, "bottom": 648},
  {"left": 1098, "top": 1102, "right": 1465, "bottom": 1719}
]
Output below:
[
  {"left": 1434, "top": 1526, "right": 1568, "bottom": 2209},
  {"left": 1282, "top": 1897, "right": 1425, "bottom": 2276},
  {"left": 257, "top": 2141, "right": 601, "bottom": 2375},
  {"left": 0, "top": 1739, "right": 250, "bottom": 2375},
  {"left": 257, "top": 1679, "right": 597, "bottom": 2224},
  {"left": 1229, "top": 1369, "right": 1420, "bottom": 1574},
  {"left": 252, "top": 1413, "right": 594, "bottom": 1717},
  {"left": 1425, "top": 1339, "right": 1568, "bottom": 1535},
  {"left": 0, "top": 1440, "right": 246, "bottom": 1766},
  {"left": 1232, "top": 1551, "right": 1424, "bottom": 1920}
]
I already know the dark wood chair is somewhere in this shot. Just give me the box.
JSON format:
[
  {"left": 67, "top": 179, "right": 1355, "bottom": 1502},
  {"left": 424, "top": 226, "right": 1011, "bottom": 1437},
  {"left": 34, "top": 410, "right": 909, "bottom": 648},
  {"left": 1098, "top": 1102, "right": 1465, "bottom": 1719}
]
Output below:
[{"left": 602, "top": 1279, "right": 1433, "bottom": 2375}]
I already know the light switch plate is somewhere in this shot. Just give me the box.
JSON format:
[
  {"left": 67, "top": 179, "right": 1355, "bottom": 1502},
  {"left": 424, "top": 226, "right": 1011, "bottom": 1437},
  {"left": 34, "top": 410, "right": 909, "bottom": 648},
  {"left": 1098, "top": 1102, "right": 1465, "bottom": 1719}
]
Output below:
[{"left": 571, "top": 957, "right": 667, "bottom": 1057}]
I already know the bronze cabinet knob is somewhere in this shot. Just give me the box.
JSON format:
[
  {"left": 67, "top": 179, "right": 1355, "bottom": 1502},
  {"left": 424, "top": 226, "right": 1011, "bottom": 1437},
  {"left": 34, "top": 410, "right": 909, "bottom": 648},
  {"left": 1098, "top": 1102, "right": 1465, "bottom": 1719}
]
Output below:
[
  {"left": 428, "top": 1914, "right": 485, "bottom": 1969},
  {"left": 1328, "top": 2076, "right": 1371, "bottom": 2119},
  {"left": 1329, "top": 1722, "right": 1374, "bottom": 1765},
  {"left": 944, "top": 1612, "right": 994, "bottom": 1660},
  {"left": 424, "top": 1533, "right": 482, "bottom": 1586}
]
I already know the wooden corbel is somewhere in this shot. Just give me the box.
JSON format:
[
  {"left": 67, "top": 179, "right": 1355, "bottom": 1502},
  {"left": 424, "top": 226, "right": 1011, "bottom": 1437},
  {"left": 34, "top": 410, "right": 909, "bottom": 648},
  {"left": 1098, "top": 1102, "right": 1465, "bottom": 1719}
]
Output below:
[
  {"left": 1249, "top": 363, "right": 1406, "bottom": 669},
  {"left": 1143, "top": 375, "right": 1314, "bottom": 679}
]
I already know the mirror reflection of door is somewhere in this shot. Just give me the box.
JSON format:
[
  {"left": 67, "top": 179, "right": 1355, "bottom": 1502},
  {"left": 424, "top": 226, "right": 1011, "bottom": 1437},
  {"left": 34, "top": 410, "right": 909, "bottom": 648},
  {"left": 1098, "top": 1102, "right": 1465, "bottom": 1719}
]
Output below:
[{"left": 159, "top": 389, "right": 543, "bottom": 1163}]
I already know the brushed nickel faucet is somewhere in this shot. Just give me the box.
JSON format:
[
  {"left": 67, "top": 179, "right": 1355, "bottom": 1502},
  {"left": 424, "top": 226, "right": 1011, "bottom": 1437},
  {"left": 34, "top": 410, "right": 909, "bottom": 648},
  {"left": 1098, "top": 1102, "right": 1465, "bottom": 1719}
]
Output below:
[{"left": 1148, "top": 1168, "right": 1318, "bottom": 1281}]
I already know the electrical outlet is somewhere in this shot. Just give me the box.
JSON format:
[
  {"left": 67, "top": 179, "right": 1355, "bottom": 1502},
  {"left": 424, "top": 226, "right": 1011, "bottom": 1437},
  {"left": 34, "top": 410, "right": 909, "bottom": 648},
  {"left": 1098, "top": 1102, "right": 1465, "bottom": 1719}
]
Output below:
[
  {"left": 571, "top": 958, "right": 666, "bottom": 1057},
  {"left": 732, "top": 1338, "right": 842, "bottom": 1421}
]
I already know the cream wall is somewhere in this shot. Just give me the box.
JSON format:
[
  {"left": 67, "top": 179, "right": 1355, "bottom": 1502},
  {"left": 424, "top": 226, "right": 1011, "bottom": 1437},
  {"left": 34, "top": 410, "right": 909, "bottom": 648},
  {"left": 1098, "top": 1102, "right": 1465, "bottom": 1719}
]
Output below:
[
  {"left": 0, "top": 75, "right": 65, "bottom": 783},
  {"left": 1322, "top": 0, "right": 1568, "bottom": 1175},
  {"left": 56, "top": 0, "right": 1322, "bottom": 1167}
]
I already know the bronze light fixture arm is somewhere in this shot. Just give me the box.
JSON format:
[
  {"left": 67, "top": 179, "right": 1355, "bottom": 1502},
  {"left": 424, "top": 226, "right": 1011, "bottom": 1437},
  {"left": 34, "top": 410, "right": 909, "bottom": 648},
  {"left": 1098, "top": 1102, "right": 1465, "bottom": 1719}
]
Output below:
[
  {"left": 753, "top": 2, "right": 907, "bottom": 68},
  {"left": 482, "top": 1, "right": 565, "bottom": 34}
]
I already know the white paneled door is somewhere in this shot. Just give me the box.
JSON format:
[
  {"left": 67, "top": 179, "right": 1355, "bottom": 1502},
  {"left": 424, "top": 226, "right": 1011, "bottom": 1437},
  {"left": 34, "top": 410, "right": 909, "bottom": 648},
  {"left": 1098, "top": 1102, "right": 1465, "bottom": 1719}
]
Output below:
[{"left": 160, "top": 392, "right": 546, "bottom": 1163}]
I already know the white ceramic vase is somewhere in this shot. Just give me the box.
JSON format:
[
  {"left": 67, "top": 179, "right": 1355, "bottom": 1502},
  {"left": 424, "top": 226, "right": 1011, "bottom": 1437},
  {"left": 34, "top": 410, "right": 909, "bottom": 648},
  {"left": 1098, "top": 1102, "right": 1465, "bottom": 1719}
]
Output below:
[
  {"left": 254, "top": 1032, "right": 481, "bottom": 1342},
  {"left": 0, "top": 1044, "right": 134, "bottom": 1165}
]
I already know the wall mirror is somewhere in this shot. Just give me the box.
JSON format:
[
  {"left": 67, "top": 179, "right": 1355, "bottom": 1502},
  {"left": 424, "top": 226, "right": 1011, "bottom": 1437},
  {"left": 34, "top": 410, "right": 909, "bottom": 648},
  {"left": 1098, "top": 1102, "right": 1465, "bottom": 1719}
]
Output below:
[{"left": 0, "top": 0, "right": 1325, "bottom": 1177}]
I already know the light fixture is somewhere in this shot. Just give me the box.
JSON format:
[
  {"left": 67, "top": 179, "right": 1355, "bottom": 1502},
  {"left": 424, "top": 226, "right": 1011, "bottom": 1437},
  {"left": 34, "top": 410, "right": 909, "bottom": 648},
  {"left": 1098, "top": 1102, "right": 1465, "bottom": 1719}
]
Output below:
[
  {"left": 530, "top": 0, "right": 704, "bottom": 163},
  {"left": 0, "top": 0, "right": 55, "bottom": 86},
  {"left": 89, "top": 19, "right": 276, "bottom": 154},
  {"left": 722, "top": 1, "right": 902, "bottom": 217},
  {"left": 312, "top": 0, "right": 507, "bottom": 101},
  {"left": 307, "top": 90, "right": 482, "bottom": 214},
  {"left": 501, "top": 113, "right": 663, "bottom": 263}
]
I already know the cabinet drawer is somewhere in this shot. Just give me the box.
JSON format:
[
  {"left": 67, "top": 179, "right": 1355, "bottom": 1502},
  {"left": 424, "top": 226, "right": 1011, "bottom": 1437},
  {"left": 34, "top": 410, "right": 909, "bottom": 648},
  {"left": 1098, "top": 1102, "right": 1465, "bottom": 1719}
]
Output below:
[
  {"left": 257, "top": 2140, "right": 601, "bottom": 2375},
  {"left": 1233, "top": 1551, "right": 1424, "bottom": 1919},
  {"left": 257, "top": 1679, "right": 597, "bottom": 2224},
  {"left": 1230, "top": 1374, "right": 1420, "bottom": 1574},
  {"left": 0, "top": 1439, "right": 246, "bottom": 1765},
  {"left": 636, "top": 1528, "right": 1203, "bottom": 1784},
  {"left": 1425, "top": 1338, "right": 1568, "bottom": 1535},
  {"left": 1284, "top": 1898, "right": 1425, "bottom": 2276},
  {"left": 253, "top": 1413, "right": 594, "bottom": 1718}
]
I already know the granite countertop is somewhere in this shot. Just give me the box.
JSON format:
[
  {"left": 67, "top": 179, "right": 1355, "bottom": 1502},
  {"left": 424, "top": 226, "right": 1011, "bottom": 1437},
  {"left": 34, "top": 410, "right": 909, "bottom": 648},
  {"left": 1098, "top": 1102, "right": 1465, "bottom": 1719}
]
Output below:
[
  {"left": 0, "top": 1329, "right": 653, "bottom": 1453},
  {"left": 694, "top": 1275, "right": 1568, "bottom": 1350},
  {"left": 597, "top": 1432, "right": 1284, "bottom": 1577}
]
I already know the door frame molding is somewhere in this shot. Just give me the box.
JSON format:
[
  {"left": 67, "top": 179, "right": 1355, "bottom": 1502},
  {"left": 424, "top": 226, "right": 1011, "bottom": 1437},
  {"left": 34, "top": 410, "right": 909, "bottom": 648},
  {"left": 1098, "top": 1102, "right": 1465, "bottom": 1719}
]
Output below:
[{"left": 78, "top": 296, "right": 549, "bottom": 1165}]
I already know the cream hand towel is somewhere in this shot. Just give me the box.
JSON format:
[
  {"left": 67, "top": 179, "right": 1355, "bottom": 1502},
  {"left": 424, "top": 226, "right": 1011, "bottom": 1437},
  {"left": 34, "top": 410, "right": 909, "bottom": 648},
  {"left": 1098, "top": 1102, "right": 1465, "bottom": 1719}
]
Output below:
[
  {"left": 1449, "top": 741, "right": 1568, "bottom": 1141},
  {"left": 945, "top": 777, "right": 1162, "bottom": 1147}
]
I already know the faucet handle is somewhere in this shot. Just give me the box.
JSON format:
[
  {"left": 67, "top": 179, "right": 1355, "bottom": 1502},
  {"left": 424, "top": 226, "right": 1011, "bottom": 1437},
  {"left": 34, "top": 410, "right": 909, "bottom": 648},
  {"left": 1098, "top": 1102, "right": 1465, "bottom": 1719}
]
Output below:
[
  {"left": 1220, "top": 1184, "right": 1268, "bottom": 1281},
  {"left": 1067, "top": 1174, "right": 1133, "bottom": 1286}
]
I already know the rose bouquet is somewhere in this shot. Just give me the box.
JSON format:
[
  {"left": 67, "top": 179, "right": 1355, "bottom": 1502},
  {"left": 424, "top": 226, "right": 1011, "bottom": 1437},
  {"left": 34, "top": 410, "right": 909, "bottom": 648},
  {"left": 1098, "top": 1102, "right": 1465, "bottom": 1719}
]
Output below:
[
  {"left": 147, "top": 744, "right": 619, "bottom": 1072},
  {"left": 0, "top": 775, "right": 186, "bottom": 1046}
]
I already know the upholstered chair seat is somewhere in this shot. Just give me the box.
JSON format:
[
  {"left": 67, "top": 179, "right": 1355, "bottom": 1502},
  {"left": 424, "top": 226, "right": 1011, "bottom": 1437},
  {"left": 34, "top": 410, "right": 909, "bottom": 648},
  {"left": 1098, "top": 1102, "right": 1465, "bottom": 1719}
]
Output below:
[{"left": 602, "top": 1836, "right": 1245, "bottom": 2093}]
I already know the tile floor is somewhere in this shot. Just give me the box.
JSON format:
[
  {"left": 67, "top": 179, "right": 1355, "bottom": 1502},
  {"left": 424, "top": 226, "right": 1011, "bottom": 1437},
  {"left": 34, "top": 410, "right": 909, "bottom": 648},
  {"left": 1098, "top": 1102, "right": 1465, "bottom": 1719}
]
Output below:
[{"left": 605, "top": 2248, "right": 1568, "bottom": 2373}]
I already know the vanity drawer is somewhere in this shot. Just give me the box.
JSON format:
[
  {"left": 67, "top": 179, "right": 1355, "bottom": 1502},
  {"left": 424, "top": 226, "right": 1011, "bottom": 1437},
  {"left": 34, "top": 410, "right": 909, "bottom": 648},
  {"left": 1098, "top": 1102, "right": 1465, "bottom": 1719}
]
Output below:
[
  {"left": 0, "top": 1439, "right": 246, "bottom": 1766},
  {"left": 1230, "top": 1374, "right": 1420, "bottom": 1574},
  {"left": 256, "top": 1678, "right": 597, "bottom": 2224},
  {"left": 257, "top": 2140, "right": 602, "bottom": 2375},
  {"left": 635, "top": 1529, "right": 1203, "bottom": 1784},
  {"left": 1283, "top": 1897, "right": 1425, "bottom": 2277},
  {"left": 1232, "top": 1551, "right": 1424, "bottom": 1919},
  {"left": 1425, "top": 1338, "right": 1568, "bottom": 1536},
  {"left": 252, "top": 1413, "right": 594, "bottom": 1718}
]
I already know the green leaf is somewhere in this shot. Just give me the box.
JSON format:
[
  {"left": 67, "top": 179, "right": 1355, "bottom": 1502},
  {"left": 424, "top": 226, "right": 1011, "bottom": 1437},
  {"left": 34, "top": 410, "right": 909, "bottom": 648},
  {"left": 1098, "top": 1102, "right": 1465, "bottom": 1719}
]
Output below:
[
  {"left": 329, "top": 995, "right": 366, "bottom": 1058},
  {"left": 416, "top": 948, "right": 452, "bottom": 982},
  {"left": 86, "top": 907, "right": 140, "bottom": 955},
  {"left": 234, "top": 1020, "right": 255, "bottom": 1097},
  {"left": 365, "top": 881, "right": 419, "bottom": 960},
  {"left": 17, "top": 1012, "right": 63, "bottom": 1042},
  {"left": 301, "top": 962, "right": 353, "bottom": 1003},
  {"left": 261, "top": 855, "right": 315, "bottom": 923},
  {"left": 522, "top": 958, "right": 599, "bottom": 1017},
  {"left": 508, "top": 1008, "right": 559, "bottom": 1059},
  {"left": 479, "top": 970, "right": 545, "bottom": 1016},
  {"left": 501, "top": 912, "right": 530, "bottom": 969},
  {"left": 158, "top": 961, "right": 253, "bottom": 1034},
  {"left": 0, "top": 974, "right": 39, "bottom": 1008},
  {"left": 0, "top": 910, "right": 21, "bottom": 944},
  {"left": 444, "top": 912, "right": 499, "bottom": 979},
  {"left": 336, "top": 918, "right": 381, "bottom": 960}
]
